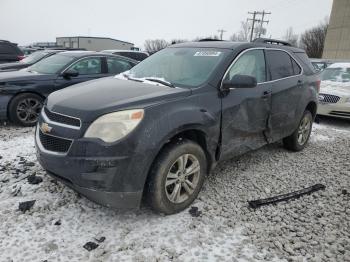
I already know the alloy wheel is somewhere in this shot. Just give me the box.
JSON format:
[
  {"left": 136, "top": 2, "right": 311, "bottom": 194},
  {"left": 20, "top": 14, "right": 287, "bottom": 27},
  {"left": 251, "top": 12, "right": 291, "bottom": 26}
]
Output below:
[
  {"left": 297, "top": 114, "right": 312, "bottom": 145},
  {"left": 165, "top": 154, "right": 201, "bottom": 204},
  {"left": 16, "top": 98, "right": 42, "bottom": 125}
]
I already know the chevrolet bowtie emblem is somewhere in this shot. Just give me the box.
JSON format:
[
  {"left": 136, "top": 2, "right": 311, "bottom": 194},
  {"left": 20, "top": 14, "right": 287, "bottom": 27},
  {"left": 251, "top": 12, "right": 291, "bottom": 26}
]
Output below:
[{"left": 41, "top": 122, "right": 52, "bottom": 133}]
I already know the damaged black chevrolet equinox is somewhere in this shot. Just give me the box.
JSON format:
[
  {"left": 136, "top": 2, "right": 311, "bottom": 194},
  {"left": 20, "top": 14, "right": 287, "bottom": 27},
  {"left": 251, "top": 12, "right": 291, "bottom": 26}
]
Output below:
[{"left": 35, "top": 39, "right": 319, "bottom": 214}]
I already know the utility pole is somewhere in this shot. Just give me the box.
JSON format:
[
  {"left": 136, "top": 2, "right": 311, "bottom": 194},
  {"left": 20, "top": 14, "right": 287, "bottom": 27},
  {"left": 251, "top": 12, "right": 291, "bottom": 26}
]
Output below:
[
  {"left": 247, "top": 11, "right": 271, "bottom": 41},
  {"left": 248, "top": 11, "right": 258, "bottom": 42},
  {"left": 258, "top": 10, "right": 271, "bottom": 38},
  {"left": 217, "top": 29, "right": 226, "bottom": 40}
]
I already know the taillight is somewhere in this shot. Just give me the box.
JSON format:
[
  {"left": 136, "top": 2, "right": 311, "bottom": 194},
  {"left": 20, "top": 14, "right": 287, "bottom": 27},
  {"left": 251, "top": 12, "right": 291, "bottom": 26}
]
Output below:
[
  {"left": 17, "top": 55, "right": 25, "bottom": 61},
  {"left": 315, "top": 80, "right": 321, "bottom": 93}
]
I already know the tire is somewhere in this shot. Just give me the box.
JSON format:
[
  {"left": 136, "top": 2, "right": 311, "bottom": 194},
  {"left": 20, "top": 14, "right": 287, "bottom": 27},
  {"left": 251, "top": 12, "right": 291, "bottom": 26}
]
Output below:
[
  {"left": 8, "top": 93, "right": 43, "bottom": 127},
  {"left": 146, "top": 139, "right": 207, "bottom": 215},
  {"left": 283, "top": 110, "right": 313, "bottom": 152}
]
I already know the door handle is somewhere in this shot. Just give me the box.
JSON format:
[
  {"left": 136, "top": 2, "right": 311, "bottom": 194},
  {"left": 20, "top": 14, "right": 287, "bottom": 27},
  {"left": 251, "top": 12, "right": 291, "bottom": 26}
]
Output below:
[{"left": 261, "top": 90, "right": 271, "bottom": 99}]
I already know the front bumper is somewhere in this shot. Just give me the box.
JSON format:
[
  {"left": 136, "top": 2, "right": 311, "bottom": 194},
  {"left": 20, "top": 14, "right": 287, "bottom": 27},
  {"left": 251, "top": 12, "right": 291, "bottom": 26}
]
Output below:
[
  {"left": 317, "top": 102, "right": 350, "bottom": 119},
  {"left": 35, "top": 125, "right": 148, "bottom": 209}
]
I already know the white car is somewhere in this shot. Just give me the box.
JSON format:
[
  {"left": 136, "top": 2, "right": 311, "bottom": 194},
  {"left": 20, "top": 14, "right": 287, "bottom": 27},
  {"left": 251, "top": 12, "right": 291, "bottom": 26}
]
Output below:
[{"left": 318, "top": 63, "right": 350, "bottom": 119}]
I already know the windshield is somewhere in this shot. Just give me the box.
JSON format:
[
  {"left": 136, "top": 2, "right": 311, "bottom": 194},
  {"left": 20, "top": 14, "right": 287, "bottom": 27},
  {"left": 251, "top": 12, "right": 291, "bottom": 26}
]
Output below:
[
  {"left": 127, "top": 47, "right": 226, "bottom": 87},
  {"left": 321, "top": 67, "right": 350, "bottom": 82},
  {"left": 21, "top": 51, "right": 48, "bottom": 64},
  {"left": 27, "top": 54, "right": 75, "bottom": 74}
]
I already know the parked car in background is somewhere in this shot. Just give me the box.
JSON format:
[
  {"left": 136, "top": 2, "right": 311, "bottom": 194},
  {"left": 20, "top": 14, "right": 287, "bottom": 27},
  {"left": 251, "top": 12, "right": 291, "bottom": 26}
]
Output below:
[
  {"left": 0, "top": 50, "right": 63, "bottom": 71},
  {"left": 20, "top": 47, "right": 42, "bottom": 56},
  {"left": 0, "top": 51, "right": 138, "bottom": 126},
  {"left": 310, "top": 59, "right": 334, "bottom": 72},
  {"left": 318, "top": 63, "right": 350, "bottom": 119},
  {"left": 36, "top": 39, "right": 319, "bottom": 214},
  {"left": 102, "top": 50, "right": 149, "bottom": 61},
  {"left": 0, "top": 40, "right": 25, "bottom": 63}
]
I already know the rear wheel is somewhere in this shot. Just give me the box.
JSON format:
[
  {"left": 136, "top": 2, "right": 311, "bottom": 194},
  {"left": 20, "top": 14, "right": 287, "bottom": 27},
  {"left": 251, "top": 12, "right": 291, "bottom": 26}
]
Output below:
[
  {"left": 146, "top": 139, "right": 207, "bottom": 215},
  {"left": 8, "top": 93, "right": 43, "bottom": 126},
  {"left": 283, "top": 110, "right": 313, "bottom": 151}
]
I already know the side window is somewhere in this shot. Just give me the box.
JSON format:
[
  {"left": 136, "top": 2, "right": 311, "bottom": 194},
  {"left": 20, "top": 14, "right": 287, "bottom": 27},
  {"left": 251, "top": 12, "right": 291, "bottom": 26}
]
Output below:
[
  {"left": 226, "top": 49, "right": 266, "bottom": 83},
  {"left": 291, "top": 57, "right": 302, "bottom": 75},
  {"left": 107, "top": 57, "right": 134, "bottom": 74},
  {"left": 69, "top": 57, "right": 102, "bottom": 75},
  {"left": 266, "top": 50, "right": 294, "bottom": 80},
  {"left": 0, "top": 44, "right": 15, "bottom": 54}
]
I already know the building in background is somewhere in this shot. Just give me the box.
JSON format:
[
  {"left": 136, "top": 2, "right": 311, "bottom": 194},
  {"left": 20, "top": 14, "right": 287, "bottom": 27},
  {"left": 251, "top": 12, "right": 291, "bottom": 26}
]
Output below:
[
  {"left": 56, "top": 36, "right": 134, "bottom": 51},
  {"left": 323, "top": 0, "right": 350, "bottom": 59}
]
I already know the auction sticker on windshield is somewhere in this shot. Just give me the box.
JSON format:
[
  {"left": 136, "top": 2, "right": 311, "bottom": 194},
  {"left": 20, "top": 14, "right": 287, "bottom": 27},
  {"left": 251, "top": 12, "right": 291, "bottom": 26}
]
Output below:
[{"left": 194, "top": 51, "right": 222, "bottom": 57}]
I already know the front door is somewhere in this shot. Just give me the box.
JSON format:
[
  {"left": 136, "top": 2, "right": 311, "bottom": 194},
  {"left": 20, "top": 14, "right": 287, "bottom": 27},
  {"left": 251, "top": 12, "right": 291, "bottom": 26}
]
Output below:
[
  {"left": 220, "top": 49, "right": 271, "bottom": 159},
  {"left": 54, "top": 57, "right": 109, "bottom": 91}
]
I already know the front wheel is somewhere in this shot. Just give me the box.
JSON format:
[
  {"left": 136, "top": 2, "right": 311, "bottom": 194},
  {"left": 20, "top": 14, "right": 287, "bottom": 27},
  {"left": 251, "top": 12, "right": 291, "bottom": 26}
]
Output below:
[
  {"left": 8, "top": 93, "right": 43, "bottom": 127},
  {"left": 146, "top": 139, "right": 207, "bottom": 215},
  {"left": 283, "top": 110, "right": 313, "bottom": 151}
]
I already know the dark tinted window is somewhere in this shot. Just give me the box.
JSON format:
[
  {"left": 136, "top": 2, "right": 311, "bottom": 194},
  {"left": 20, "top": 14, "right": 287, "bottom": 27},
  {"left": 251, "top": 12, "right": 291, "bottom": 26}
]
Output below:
[
  {"left": 291, "top": 58, "right": 302, "bottom": 75},
  {"left": 107, "top": 57, "right": 134, "bottom": 74},
  {"left": 266, "top": 50, "right": 294, "bottom": 80},
  {"left": 115, "top": 52, "right": 148, "bottom": 61},
  {"left": 0, "top": 43, "right": 16, "bottom": 54},
  {"left": 295, "top": 52, "right": 315, "bottom": 74},
  {"left": 226, "top": 49, "right": 266, "bottom": 83}
]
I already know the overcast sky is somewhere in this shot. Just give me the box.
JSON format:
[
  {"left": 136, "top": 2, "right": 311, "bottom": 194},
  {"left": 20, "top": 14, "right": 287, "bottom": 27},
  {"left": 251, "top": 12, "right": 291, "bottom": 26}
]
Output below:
[{"left": 0, "top": 0, "right": 333, "bottom": 49}]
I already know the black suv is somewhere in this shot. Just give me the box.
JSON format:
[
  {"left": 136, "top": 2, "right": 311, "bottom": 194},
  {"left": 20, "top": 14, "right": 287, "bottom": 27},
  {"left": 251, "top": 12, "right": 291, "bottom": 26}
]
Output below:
[
  {"left": 0, "top": 40, "right": 24, "bottom": 63},
  {"left": 36, "top": 39, "right": 319, "bottom": 214}
]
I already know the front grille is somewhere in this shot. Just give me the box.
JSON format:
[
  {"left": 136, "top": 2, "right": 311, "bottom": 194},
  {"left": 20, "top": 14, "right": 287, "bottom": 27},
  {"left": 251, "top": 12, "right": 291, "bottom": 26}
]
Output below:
[
  {"left": 318, "top": 93, "right": 340, "bottom": 104},
  {"left": 44, "top": 107, "right": 81, "bottom": 127},
  {"left": 39, "top": 130, "right": 72, "bottom": 153}
]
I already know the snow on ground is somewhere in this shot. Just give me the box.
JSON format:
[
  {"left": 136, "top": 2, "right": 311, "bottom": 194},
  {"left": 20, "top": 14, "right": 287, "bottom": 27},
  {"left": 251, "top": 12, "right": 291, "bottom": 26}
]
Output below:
[{"left": 0, "top": 116, "right": 349, "bottom": 262}]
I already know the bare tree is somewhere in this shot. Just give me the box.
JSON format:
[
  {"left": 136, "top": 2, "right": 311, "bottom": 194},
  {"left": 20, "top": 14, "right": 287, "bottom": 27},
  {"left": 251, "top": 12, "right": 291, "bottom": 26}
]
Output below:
[
  {"left": 283, "top": 27, "right": 299, "bottom": 46},
  {"left": 144, "top": 39, "right": 169, "bottom": 53},
  {"left": 229, "top": 21, "right": 250, "bottom": 42},
  {"left": 300, "top": 21, "right": 328, "bottom": 58}
]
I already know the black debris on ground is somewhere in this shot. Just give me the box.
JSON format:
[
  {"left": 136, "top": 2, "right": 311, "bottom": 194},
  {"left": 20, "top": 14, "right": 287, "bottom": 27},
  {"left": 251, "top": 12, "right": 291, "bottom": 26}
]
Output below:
[
  {"left": 248, "top": 184, "right": 326, "bottom": 209},
  {"left": 83, "top": 242, "right": 99, "bottom": 251},
  {"left": 94, "top": 237, "right": 106, "bottom": 243},
  {"left": 18, "top": 200, "right": 36, "bottom": 213},
  {"left": 342, "top": 189, "right": 348, "bottom": 195},
  {"left": 189, "top": 206, "right": 202, "bottom": 217},
  {"left": 54, "top": 220, "right": 61, "bottom": 226},
  {"left": 27, "top": 175, "right": 43, "bottom": 185}
]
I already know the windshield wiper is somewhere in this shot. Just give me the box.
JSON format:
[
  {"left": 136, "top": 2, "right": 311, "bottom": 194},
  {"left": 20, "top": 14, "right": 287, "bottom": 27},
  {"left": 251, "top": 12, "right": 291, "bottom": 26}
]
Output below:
[
  {"left": 123, "top": 73, "right": 143, "bottom": 82},
  {"left": 144, "top": 78, "right": 175, "bottom": 88}
]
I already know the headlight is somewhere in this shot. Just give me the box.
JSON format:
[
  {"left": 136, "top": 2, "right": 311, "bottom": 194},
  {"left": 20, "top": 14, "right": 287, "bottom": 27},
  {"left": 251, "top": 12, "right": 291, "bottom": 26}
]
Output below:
[{"left": 84, "top": 109, "right": 144, "bottom": 143}]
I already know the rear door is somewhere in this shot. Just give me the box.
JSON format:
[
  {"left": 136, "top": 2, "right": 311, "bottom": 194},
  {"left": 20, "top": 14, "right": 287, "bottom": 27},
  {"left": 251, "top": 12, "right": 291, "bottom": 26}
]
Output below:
[
  {"left": 265, "top": 49, "right": 304, "bottom": 141},
  {"left": 54, "top": 56, "right": 109, "bottom": 90},
  {"left": 220, "top": 49, "right": 272, "bottom": 159}
]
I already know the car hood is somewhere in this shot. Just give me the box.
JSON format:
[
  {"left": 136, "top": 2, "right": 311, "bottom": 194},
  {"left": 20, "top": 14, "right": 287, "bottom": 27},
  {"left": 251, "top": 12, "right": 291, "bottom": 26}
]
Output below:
[
  {"left": 47, "top": 77, "right": 192, "bottom": 122},
  {"left": 0, "top": 69, "right": 55, "bottom": 82},
  {"left": 320, "top": 81, "right": 350, "bottom": 97}
]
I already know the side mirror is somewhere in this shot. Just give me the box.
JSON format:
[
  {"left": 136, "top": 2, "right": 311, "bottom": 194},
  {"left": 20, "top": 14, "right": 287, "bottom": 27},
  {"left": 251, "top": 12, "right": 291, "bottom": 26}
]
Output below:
[
  {"left": 222, "top": 74, "right": 257, "bottom": 90},
  {"left": 62, "top": 69, "right": 79, "bottom": 79}
]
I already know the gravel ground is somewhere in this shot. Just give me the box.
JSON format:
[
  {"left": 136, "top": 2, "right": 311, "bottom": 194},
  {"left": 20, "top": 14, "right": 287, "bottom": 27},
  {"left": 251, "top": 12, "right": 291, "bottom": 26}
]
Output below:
[{"left": 0, "top": 117, "right": 349, "bottom": 262}]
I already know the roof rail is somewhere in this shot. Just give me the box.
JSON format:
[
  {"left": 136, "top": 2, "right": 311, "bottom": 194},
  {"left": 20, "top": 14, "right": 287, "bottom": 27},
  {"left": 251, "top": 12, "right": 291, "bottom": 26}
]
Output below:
[
  {"left": 253, "top": 38, "right": 292, "bottom": 46},
  {"left": 0, "top": 40, "right": 11, "bottom": 43},
  {"left": 198, "top": 38, "right": 223, "bottom": 42}
]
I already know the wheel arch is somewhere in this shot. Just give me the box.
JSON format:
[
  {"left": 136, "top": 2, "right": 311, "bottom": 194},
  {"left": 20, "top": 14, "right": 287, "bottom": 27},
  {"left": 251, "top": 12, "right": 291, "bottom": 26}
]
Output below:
[
  {"left": 7, "top": 91, "right": 45, "bottom": 120},
  {"left": 142, "top": 127, "right": 216, "bottom": 199},
  {"left": 305, "top": 101, "right": 317, "bottom": 119}
]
